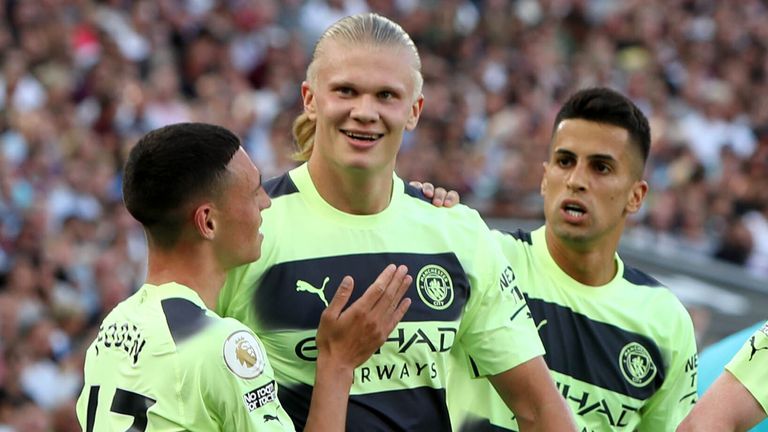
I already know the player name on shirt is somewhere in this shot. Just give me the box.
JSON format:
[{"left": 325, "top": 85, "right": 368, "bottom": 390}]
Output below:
[{"left": 93, "top": 322, "right": 147, "bottom": 365}]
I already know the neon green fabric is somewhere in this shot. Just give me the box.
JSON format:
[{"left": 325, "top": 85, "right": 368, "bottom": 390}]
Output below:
[
  {"left": 726, "top": 321, "right": 768, "bottom": 415},
  {"left": 77, "top": 283, "right": 293, "bottom": 431},
  {"left": 449, "top": 227, "right": 698, "bottom": 431},
  {"left": 217, "top": 163, "right": 544, "bottom": 431}
]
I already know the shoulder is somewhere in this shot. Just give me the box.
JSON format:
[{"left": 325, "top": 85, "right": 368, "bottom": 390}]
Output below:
[
  {"left": 159, "top": 297, "right": 249, "bottom": 356},
  {"left": 160, "top": 297, "right": 213, "bottom": 346},
  {"left": 399, "top": 184, "right": 488, "bottom": 230},
  {"left": 493, "top": 228, "right": 534, "bottom": 249},
  {"left": 263, "top": 172, "right": 298, "bottom": 199},
  {"left": 620, "top": 265, "right": 693, "bottom": 333},
  {"left": 725, "top": 322, "right": 768, "bottom": 408},
  {"left": 739, "top": 321, "right": 768, "bottom": 352},
  {"left": 491, "top": 228, "right": 540, "bottom": 267},
  {"left": 621, "top": 264, "right": 664, "bottom": 288},
  {"left": 178, "top": 314, "right": 270, "bottom": 381},
  {"left": 402, "top": 182, "right": 434, "bottom": 205},
  {"left": 620, "top": 264, "right": 673, "bottom": 307}
]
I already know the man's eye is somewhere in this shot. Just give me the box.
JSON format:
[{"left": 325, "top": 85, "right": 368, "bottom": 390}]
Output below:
[
  {"left": 594, "top": 162, "right": 611, "bottom": 173},
  {"left": 379, "top": 91, "right": 394, "bottom": 100}
]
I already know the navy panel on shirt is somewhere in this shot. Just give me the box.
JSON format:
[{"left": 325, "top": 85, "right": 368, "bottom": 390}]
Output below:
[
  {"left": 500, "top": 228, "right": 532, "bottom": 245},
  {"left": 622, "top": 265, "right": 663, "bottom": 287},
  {"left": 253, "top": 252, "right": 470, "bottom": 330},
  {"left": 527, "top": 296, "right": 666, "bottom": 400},
  {"left": 161, "top": 298, "right": 209, "bottom": 344},
  {"left": 403, "top": 183, "right": 432, "bottom": 204},
  {"left": 264, "top": 172, "right": 299, "bottom": 198},
  {"left": 459, "top": 417, "right": 516, "bottom": 432},
  {"left": 279, "top": 382, "right": 451, "bottom": 432}
]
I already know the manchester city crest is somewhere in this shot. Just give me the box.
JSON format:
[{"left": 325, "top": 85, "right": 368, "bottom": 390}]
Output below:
[
  {"left": 619, "top": 342, "right": 657, "bottom": 387},
  {"left": 416, "top": 265, "right": 454, "bottom": 310}
]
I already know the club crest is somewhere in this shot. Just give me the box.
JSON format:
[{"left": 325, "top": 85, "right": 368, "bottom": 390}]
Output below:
[
  {"left": 416, "top": 265, "right": 454, "bottom": 310},
  {"left": 619, "top": 342, "right": 657, "bottom": 387}
]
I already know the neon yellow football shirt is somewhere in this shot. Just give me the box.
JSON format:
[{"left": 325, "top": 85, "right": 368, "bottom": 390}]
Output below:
[
  {"left": 77, "top": 283, "right": 294, "bottom": 431},
  {"left": 726, "top": 320, "right": 768, "bottom": 415},
  {"left": 218, "top": 163, "right": 544, "bottom": 431},
  {"left": 449, "top": 227, "right": 698, "bottom": 431}
]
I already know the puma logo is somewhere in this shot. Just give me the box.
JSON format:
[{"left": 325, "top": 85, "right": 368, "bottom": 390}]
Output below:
[
  {"left": 263, "top": 414, "right": 281, "bottom": 424},
  {"left": 748, "top": 335, "right": 768, "bottom": 361},
  {"left": 296, "top": 277, "right": 330, "bottom": 307},
  {"left": 536, "top": 319, "right": 548, "bottom": 332}
]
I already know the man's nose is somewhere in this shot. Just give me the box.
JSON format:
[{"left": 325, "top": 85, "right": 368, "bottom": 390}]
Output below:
[
  {"left": 350, "top": 95, "right": 379, "bottom": 123},
  {"left": 565, "top": 163, "right": 588, "bottom": 191}
]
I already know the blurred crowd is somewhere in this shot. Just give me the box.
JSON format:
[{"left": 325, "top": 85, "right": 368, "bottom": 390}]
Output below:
[{"left": 1, "top": 0, "right": 767, "bottom": 430}]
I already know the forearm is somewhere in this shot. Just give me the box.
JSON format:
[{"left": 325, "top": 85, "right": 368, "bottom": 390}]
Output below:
[
  {"left": 677, "top": 416, "right": 740, "bottom": 432},
  {"left": 304, "top": 356, "right": 354, "bottom": 432},
  {"left": 677, "top": 371, "right": 766, "bottom": 432},
  {"left": 489, "top": 357, "right": 576, "bottom": 432},
  {"left": 677, "top": 409, "right": 757, "bottom": 432},
  {"left": 512, "top": 393, "right": 574, "bottom": 432}
]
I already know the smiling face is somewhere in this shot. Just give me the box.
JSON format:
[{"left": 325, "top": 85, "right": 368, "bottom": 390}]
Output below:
[
  {"left": 301, "top": 40, "right": 423, "bottom": 176},
  {"left": 541, "top": 119, "right": 648, "bottom": 250}
]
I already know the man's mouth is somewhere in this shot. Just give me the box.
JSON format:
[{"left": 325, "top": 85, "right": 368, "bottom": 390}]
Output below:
[
  {"left": 563, "top": 203, "right": 586, "bottom": 217},
  {"left": 342, "top": 130, "right": 383, "bottom": 141}
]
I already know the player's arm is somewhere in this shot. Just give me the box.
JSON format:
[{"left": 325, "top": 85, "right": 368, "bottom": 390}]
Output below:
[
  {"left": 488, "top": 357, "right": 576, "bottom": 432},
  {"left": 677, "top": 370, "right": 766, "bottom": 432},
  {"left": 408, "top": 181, "right": 459, "bottom": 207},
  {"left": 458, "top": 220, "right": 575, "bottom": 431},
  {"left": 305, "top": 264, "right": 412, "bottom": 432}
]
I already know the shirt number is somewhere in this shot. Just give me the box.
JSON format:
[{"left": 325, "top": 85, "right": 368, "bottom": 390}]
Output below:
[{"left": 85, "top": 386, "right": 156, "bottom": 432}]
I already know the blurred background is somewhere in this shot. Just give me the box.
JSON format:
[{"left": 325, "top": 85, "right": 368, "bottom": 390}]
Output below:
[{"left": 1, "top": 0, "right": 767, "bottom": 430}]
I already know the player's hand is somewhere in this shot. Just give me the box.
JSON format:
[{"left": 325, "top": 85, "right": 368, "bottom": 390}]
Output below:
[
  {"left": 316, "top": 264, "right": 412, "bottom": 370},
  {"left": 409, "top": 181, "right": 460, "bottom": 208}
]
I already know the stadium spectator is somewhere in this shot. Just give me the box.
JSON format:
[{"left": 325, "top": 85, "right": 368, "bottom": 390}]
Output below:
[{"left": 0, "top": 0, "right": 767, "bottom": 427}]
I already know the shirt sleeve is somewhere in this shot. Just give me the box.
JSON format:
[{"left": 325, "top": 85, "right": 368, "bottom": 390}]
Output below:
[
  {"left": 457, "top": 215, "right": 545, "bottom": 377},
  {"left": 636, "top": 299, "right": 698, "bottom": 431},
  {"left": 725, "top": 321, "right": 768, "bottom": 415},
  {"left": 201, "top": 322, "right": 295, "bottom": 431}
]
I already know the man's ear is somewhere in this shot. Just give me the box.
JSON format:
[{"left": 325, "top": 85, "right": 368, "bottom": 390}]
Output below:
[
  {"left": 193, "top": 204, "right": 215, "bottom": 240},
  {"left": 301, "top": 81, "right": 317, "bottom": 121},
  {"left": 625, "top": 180, "right": 649, "bottom": 214},
  {"left": 405, "top": 94, "right": 424, "bottom": 131},
  {"left": 540, "top": 161, "right": 549, "bottom": 196}
]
